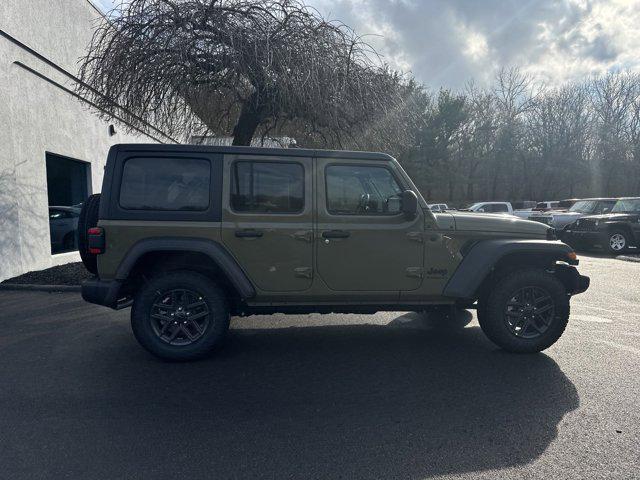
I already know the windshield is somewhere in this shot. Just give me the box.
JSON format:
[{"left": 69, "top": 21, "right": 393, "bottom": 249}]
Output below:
[
  {"left": 612, "top": 198, "right": 640, "bottom": 213},
  {"left": 568, "top": 200, "right": 596, "bottom": 213}
]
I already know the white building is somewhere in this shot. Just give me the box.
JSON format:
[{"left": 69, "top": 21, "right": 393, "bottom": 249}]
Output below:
[{"left": 0, "top": 0, "right": 174, "bottom": 282}]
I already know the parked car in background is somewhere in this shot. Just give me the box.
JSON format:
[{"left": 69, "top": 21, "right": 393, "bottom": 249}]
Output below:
[
  {"left": 462, "top": 201, "right": 536, "bottom": 219},
  {"left": 510, "top": 201, "right": 538, "bottom": 219},
  {"left": 512, "top": 201, "right": 537, "bottom": 210},
  {"left": 533, "top": 201, "right": 560, "bottom": 212},
  {"left": 463, "top": 201, "right": 514, "bottom": 214},
  {"left": 557, "top": 199, "right": 580, "bottom": 210},
  {"left": 49, "top": 206, "right": 80, "bottom": 253},
  {"left": 562, "top": 197, "right": 640, "bottom": 254},
  {"left": 529, "top": 198, "right": 617, "bottom": 229},
  {"left": 428, "top": 203, "right": 449, "bottom": 212}
]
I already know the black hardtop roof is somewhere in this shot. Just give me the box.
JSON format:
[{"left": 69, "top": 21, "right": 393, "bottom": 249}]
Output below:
[
  {"left": 111, "top": 143, "right": 394, "bottom": 161},
  {"left": 576, "top": 197, "right": 618, "bottom": 201}
]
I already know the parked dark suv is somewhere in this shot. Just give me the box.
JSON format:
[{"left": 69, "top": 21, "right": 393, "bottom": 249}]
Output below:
[
  {"left": 562, "top": 197, "right": 640, "bottom": 254},
  {"left": 79, "top": 144, "right": 589, "bottom": 361}
]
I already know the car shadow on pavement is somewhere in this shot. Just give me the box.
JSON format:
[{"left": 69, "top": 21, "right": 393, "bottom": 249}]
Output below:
[{"left": 1, "top": 307, "right": 579, "bottom": 480}]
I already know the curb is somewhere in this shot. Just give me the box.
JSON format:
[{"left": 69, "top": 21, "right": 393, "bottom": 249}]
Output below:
[
  {"left": 616, "top": 255, "right": 640, "bottom": 263},
  {"left": 0, "top": 284, "right": 81, "bottom": 293}
]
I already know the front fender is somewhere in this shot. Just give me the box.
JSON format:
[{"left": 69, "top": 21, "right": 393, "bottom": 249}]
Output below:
[{"left": 443, "top": 239, "right": 577, "bottom": 299}]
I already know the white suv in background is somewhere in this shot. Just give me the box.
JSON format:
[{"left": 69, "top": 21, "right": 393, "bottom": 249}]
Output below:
[{"left": 428, "top": 203, "right": 449, "bottom": 212}]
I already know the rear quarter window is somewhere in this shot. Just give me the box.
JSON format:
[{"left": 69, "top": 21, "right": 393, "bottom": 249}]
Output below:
[{"left": 119, "top": 157, "right": 211, "bottom": 211}]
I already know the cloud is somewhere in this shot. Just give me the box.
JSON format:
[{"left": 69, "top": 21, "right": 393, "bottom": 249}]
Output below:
[
  {"left": 93, "top": 0, "right": 640, "bottom": 89},
  {"left": 315, "top": 0, "right": 640, "bottom": 89}
]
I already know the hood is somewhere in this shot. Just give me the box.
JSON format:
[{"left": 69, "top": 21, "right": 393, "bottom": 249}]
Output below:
[
  {"left": 551, "top": 211, "right": 582, "bottom": 218},
  {"left": 581, "top": 213, "right": 640, "bottom": 221},
  {"left": 446, "top": 211, "right": 551, "bottom": 237}
]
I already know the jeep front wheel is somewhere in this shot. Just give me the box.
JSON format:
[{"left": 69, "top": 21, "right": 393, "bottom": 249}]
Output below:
[
  {"left": 478, "top": 269, "right": 569, "bottom": 353},
  {"left": 131, "top": 271, "right": 230, "bottom": 361},
  {"left": 607, "top": 230, "right": 628, "bottom": 254}
]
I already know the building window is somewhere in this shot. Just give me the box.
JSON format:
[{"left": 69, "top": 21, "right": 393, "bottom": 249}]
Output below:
[{"left": 45, "top": 153, "right": 91, "bottom": 254}]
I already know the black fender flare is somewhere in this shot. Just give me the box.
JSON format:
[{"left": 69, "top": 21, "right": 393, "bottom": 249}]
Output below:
[
  {"left": 115, "top": 237, "right": 256, "bottom": 299},
  {"left": 443, "top": 239, "right": 576, "bottom": 299},
  {"left": 603, "top": 222, "right": 636, "bottom": 242}
]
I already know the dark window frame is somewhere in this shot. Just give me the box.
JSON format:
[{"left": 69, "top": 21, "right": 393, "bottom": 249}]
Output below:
[
  {"left": 324, "top": 163, "right": 405, "bottom": 217},
  {"left": 229, "top": 160, "right": 306, "bottom": 215},
  {"left": 106, "top": 153, "right": 223, "bottom": 222}
]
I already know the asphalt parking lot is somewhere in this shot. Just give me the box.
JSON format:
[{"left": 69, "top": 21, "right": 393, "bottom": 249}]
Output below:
[{"left": 0, "top": 254, "right": 638, "bottom": 480}]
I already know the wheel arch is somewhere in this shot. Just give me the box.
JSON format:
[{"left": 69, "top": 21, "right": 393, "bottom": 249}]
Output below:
[
  {"left": 116, "top": 237, "right": 256, "bottom": 301},
  {"left": 443, "top": 239, "right": 578, "bottom": 300},
  {"left": 604, "top": 222, "right": 635, "bottom": 242}
]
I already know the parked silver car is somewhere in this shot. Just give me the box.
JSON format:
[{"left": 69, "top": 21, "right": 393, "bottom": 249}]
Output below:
[{"left": 49, "top": 206, "right": 81, "bottom": 253}]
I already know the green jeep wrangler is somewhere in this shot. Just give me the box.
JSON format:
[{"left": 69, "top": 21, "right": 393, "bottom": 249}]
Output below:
[{"left": 80, "top": 144, "right": 589, "bottom": 361}]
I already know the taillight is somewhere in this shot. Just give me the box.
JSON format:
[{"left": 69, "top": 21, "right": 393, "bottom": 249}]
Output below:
[{"left": 87, "top": 227, "right": 105, "bottom": 254}]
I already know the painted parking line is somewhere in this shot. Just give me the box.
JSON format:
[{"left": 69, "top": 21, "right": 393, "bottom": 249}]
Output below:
[{"left": 597, "top": 340, "right": 640, "bottom": 357}]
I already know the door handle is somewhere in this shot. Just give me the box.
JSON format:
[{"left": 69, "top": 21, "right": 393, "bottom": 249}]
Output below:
[
  {"left": 322, "top": 230, "right": 350, "bottom": 239},
  {"left": 235, "top": 229, "right": 263, "bottom": 238}
]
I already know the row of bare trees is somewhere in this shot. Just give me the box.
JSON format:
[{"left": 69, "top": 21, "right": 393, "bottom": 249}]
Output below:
[
  {"left": 78, "top": 1, "right": 640, "bottom": 203},
  {"left": 397, "top": 70, "right": 640, "bottom": 203}
]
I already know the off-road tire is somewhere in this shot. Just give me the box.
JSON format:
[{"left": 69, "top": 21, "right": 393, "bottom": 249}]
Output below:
[
  {"left": 77, "top": 193, "right": 101, "bottom": 274},
  {"left": 606, "top": 230, "right": 629, "bottom": 255},
  {"left": 478, "top": 269, "right": 569, "bottom": 353},
  {"left": 131, "top": 271, "right": 230, "bottom": 361}
]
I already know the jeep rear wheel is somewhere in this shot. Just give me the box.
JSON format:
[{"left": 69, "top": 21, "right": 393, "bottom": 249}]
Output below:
[
  {"left": 131, "top": 271, "right": 230, "bottom": 361},
  {"left": 478, "top": 269, "right": 569, "bottom": 353}
]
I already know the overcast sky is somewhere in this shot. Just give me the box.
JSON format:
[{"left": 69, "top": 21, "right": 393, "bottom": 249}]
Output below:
[{"left": 92, "top": 0, "right": 640, "bottom": 89}]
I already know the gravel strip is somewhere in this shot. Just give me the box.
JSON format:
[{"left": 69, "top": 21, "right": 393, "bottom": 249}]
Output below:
[
  {"left": 0, "top": 284, "right": 81, "bottom": 292},
  {"left": 1, "top": 262, "right": 91, "bottom": 286}
]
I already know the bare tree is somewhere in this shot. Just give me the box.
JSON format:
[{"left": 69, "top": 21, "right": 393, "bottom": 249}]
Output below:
[
  {"left": 589, "top": 72, "right": 638, "bottom": 194},
  {"left": 78, "top": 0, "right": 407, "bottom": 147}
]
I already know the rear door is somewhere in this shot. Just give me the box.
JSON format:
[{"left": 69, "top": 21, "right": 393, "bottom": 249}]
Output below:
[
  {"left": 221, "top": 154, "right": 313, "bottom": 292},
  {"left": 315, "top": 158, "right": 424, "bottom": 293}
]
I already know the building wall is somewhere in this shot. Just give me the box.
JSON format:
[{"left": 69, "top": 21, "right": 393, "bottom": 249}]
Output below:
[{"left": 0, "top": 0, "right": 174, "bottom": 281}]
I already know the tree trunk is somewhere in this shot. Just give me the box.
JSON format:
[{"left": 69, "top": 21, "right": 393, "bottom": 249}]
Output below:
[{"left": 232, "top": 96, "right": 262, "bottom": 146}]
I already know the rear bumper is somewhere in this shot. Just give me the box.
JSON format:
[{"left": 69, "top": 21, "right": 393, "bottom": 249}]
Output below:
[{"left": 81, "top": 278, "right": 125, "bottom": 309}]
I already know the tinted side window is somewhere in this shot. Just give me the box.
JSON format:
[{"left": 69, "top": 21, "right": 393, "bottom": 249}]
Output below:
[
  {"left": 231, "top": 162, "right": 304, "bottom": 213},
  {"left": 491, "top": 204, "right": 509, "bottom": 212},
  {"left": 326, "top": 165, "right": 402, "bottom": 215},
  {"left": 596, "top": 201, "right": 615, "bottom": 213},
  {"left": 120, "top": 157, "right": 211, "bottom": 211}
]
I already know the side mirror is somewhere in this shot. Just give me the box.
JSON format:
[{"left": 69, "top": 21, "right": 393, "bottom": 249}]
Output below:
[
  {"left": 401, "top": 190, "right": 418, "bottom": 218},
  {"left": 602, "top": 208, "right": 610, "bottom": 214},
  {"left": 477, "top": 208, "right": 485, "bottom": 213}
]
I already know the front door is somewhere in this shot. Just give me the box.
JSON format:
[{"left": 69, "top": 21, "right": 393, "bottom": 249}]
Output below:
[
  {"left": 315, "top": 159, "right": 425, "bottom": 292},
  {"left": 222, "top": 154, "right": 313, "bottom": 292}
]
